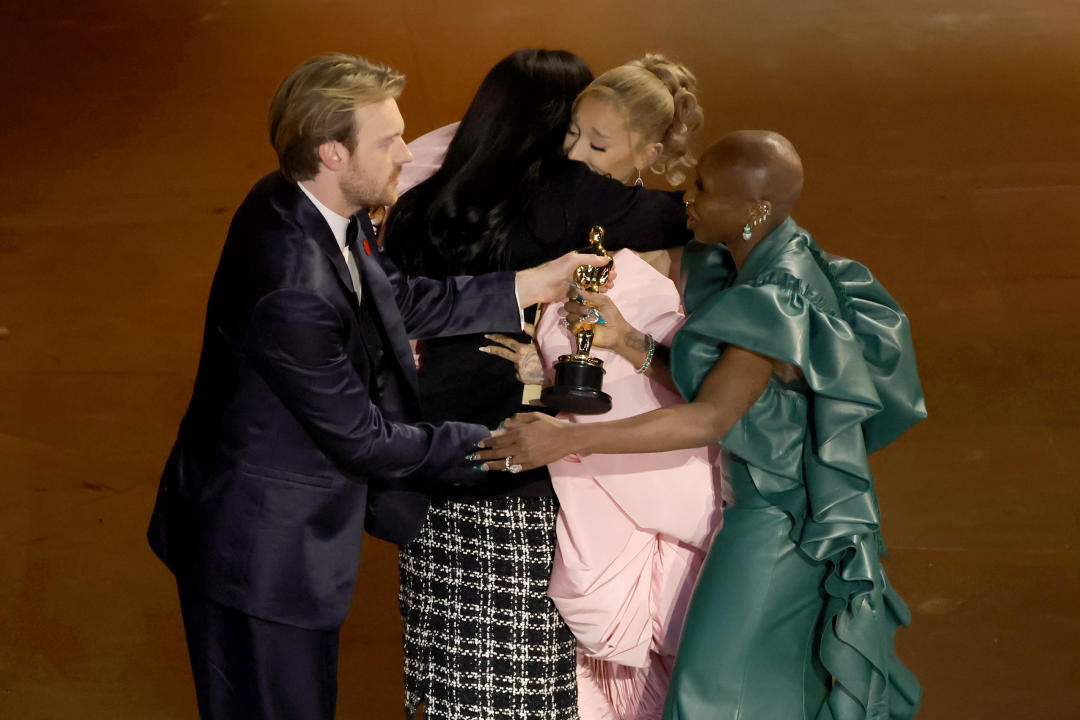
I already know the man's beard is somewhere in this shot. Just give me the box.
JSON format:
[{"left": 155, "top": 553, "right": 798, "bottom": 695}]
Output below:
[{"left": 340, "top": 165, "right": 400, "bottom": 210}]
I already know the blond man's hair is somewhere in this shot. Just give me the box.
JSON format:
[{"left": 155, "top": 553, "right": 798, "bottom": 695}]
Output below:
[{"left": 269, "top": 53, "right": 405, "bottom": 182}]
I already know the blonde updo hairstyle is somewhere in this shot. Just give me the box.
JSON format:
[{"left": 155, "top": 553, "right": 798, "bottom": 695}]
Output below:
[{"left": 574, "top": 53, "right": 704, "bottom": 185}]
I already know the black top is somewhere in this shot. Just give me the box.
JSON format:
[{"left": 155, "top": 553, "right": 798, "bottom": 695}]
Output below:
[{"left": 385, "top": 157, "right": 692, "bottom": 500}]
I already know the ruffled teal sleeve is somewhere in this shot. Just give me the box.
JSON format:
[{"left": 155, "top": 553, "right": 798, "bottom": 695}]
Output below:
[
  {"left": 826, "top": 254, "right": 927, "bottom": 453},
  {"left": 671, "top": 276, "right": 923, "bottom": 719},
  {"left": 679, "top": 241, "right": 735, "bottom": 315}
]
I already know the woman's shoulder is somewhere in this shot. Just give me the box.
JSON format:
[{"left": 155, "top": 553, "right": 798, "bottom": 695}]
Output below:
[
  {"left": 681, "top": 247, "right": 825, "bottom": 321},
  {"left": 673, "top": 232, "right": 860, "bottom": 396},
  {"left": 739, "top": 230, "right": 845, "bottom": 317}
]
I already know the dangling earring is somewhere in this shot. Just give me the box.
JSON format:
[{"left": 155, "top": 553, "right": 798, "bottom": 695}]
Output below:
[
  {"left": 742, "top": 223, "right": 752, "bottom": 241},
  {"left": 633, "top": 167, "right": 643, "bottom": 187}
]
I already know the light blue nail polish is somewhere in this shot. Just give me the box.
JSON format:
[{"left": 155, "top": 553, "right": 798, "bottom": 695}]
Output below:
[{"left": 465, "top": 453, "right": 476, "bottom": 462}]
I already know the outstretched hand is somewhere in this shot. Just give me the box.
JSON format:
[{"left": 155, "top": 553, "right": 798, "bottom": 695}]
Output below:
[
  {"left": 515, "top": 251, "right": 615, "bottom": 308},
  {"left": 481, "top": 323, "right": 546, "bottom": 385},
  {"left": 470, "top": 413, "right": 576, "bottom": 472}
]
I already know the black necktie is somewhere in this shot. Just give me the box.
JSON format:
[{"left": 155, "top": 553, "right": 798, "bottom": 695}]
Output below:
[
  {"left": 344, "top": 218, "right": 363, "bottom": 292},
  {"left": 346, "top": 217, "right": 387, "bottom": 399},
  {"left": 345, "top": 216, "right": 359, "bottom": 248}
]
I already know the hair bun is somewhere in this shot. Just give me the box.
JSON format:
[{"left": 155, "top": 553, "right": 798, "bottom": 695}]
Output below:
[
  {"left": 632, "top": 53, "right": 703, "bottom": 185},
  {"left": 578, "top": 53, "right": 705, "bottom": 185}
]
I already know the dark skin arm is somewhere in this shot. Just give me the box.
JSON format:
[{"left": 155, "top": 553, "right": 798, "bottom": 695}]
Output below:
[{"left": 472, "top": 342, "right": 775, "bottom": 470}]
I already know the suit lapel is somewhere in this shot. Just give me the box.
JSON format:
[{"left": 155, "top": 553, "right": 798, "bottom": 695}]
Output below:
[
  {"left": 285, "top": 182, "right": 392, "bottom": 392},
  {"left": 287, "top": 182, "right": 358, "bottom": 306},
  {"left": 353, "top": 216, "right": 421, "bottom": 398},
  {"left": 284, "top": 179, "right": 420, "bottom": 401}
]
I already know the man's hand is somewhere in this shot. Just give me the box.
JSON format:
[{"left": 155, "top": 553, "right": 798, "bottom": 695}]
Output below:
[{"left": 514, "top": 251, "right": 612, "bottom": 308}]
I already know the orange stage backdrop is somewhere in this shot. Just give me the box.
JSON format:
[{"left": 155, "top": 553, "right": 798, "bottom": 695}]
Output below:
[{"left": 1, "top": 1, "right": 1078, "bottom": 717}]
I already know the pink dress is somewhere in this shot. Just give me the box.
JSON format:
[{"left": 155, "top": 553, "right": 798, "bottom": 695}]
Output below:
[
  {"left": 397, "top": 122, "right": 460, "bottom": 195},
  {"left": 391, "top": 125, "right": 724, "bottom": 716},
  {"left": 535, "top": 250, "right": 726, "bottom": 720}
]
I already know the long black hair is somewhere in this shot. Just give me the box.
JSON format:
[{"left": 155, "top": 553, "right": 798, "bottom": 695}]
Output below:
[{"left": 384, "top": 49, "right": 593, "bottom": 276}]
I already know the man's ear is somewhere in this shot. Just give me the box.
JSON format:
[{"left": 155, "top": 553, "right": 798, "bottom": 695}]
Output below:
[{"left": 317, "top": 141, "right": 344, "bottom": 172}]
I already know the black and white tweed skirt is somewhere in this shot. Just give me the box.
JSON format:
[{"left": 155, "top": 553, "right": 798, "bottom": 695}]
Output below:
[{"left": 399, "top": 495, "right": 578, "bottom": 720}]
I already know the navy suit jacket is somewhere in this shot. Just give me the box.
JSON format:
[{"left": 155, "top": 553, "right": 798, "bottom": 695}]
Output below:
[{"left": 148, "top": 172, "right": 520, "bottom": 629}]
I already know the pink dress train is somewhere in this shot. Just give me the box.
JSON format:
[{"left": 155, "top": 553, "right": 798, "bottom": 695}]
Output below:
[{"left": 534, "top": 250, "right": 726, "bottom": 720}]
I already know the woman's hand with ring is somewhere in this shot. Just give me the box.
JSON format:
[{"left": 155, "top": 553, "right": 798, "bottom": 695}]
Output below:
[{"left": 471, "top": 413, "right": 576, "bottom": 471}]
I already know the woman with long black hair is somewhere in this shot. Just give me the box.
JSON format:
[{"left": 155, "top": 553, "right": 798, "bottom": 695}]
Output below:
[{"left": 383, "top": 48, "right": 700, "bottom": 720}]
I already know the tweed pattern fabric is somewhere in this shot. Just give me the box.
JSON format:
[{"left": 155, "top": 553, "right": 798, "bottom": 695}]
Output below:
[{"left": 400, "top": 496, "right": 578, "bottom": 720}]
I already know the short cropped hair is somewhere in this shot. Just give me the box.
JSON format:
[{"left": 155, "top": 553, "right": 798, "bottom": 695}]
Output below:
[{"left": 268, "top": 53, "right": 405, "bottom": 182}]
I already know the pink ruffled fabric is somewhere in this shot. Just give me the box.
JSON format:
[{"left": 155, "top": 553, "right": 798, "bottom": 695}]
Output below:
[
  {"left": 536, "top": 250, "right": 726, "bottom": 719},
  {"left": 577, "top": 647, "right": 674, "bottom": 720},
  {"left": 396, "top": 122, "right": 460, "bottom": 195}
]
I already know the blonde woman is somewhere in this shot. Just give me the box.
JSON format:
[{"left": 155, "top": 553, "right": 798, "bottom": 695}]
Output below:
[
  {"left": 486, "top": 54, "right": 721, "bottom": 720},
  {"left": 560, "top": 54, "right": 702, "bottom": 283},
  {"left": 564, "top": 53, "right": 701, "bottom": 187}
]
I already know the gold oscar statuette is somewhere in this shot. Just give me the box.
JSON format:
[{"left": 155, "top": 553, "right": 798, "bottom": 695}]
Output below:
[{"left": 540, "top": 225, "right": 614, "bottom": 414}]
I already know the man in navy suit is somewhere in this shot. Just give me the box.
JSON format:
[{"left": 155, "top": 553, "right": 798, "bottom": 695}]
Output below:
[{"left": 147, "top": 53, "right": 603, "bottom": 720}]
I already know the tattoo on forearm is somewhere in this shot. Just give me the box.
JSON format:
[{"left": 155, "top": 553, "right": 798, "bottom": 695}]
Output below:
[
  {"left": 519, "top": 347, "right": 545, "bottom": 385},
  {"left": 624, "top": 330, "right": 648, "bottom": 352}
]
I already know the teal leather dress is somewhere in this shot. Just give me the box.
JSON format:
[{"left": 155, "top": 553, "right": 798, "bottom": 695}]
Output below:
[{"left": 662, "top": 218, "right": 926, "bottom": 719}]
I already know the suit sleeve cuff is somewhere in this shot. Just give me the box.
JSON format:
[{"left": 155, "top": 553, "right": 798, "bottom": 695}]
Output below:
[{"left": 513, "top": 278, "right": 526, "bottom": 330}]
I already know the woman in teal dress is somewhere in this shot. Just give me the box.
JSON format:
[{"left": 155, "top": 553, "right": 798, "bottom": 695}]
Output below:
[{"left": 473, "top": 130, "right": 927, "bottom": 719}]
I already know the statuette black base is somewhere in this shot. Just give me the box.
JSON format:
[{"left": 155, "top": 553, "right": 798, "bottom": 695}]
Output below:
[{"left": 541, "top": 357, "right": 612, "bottom": 415}]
